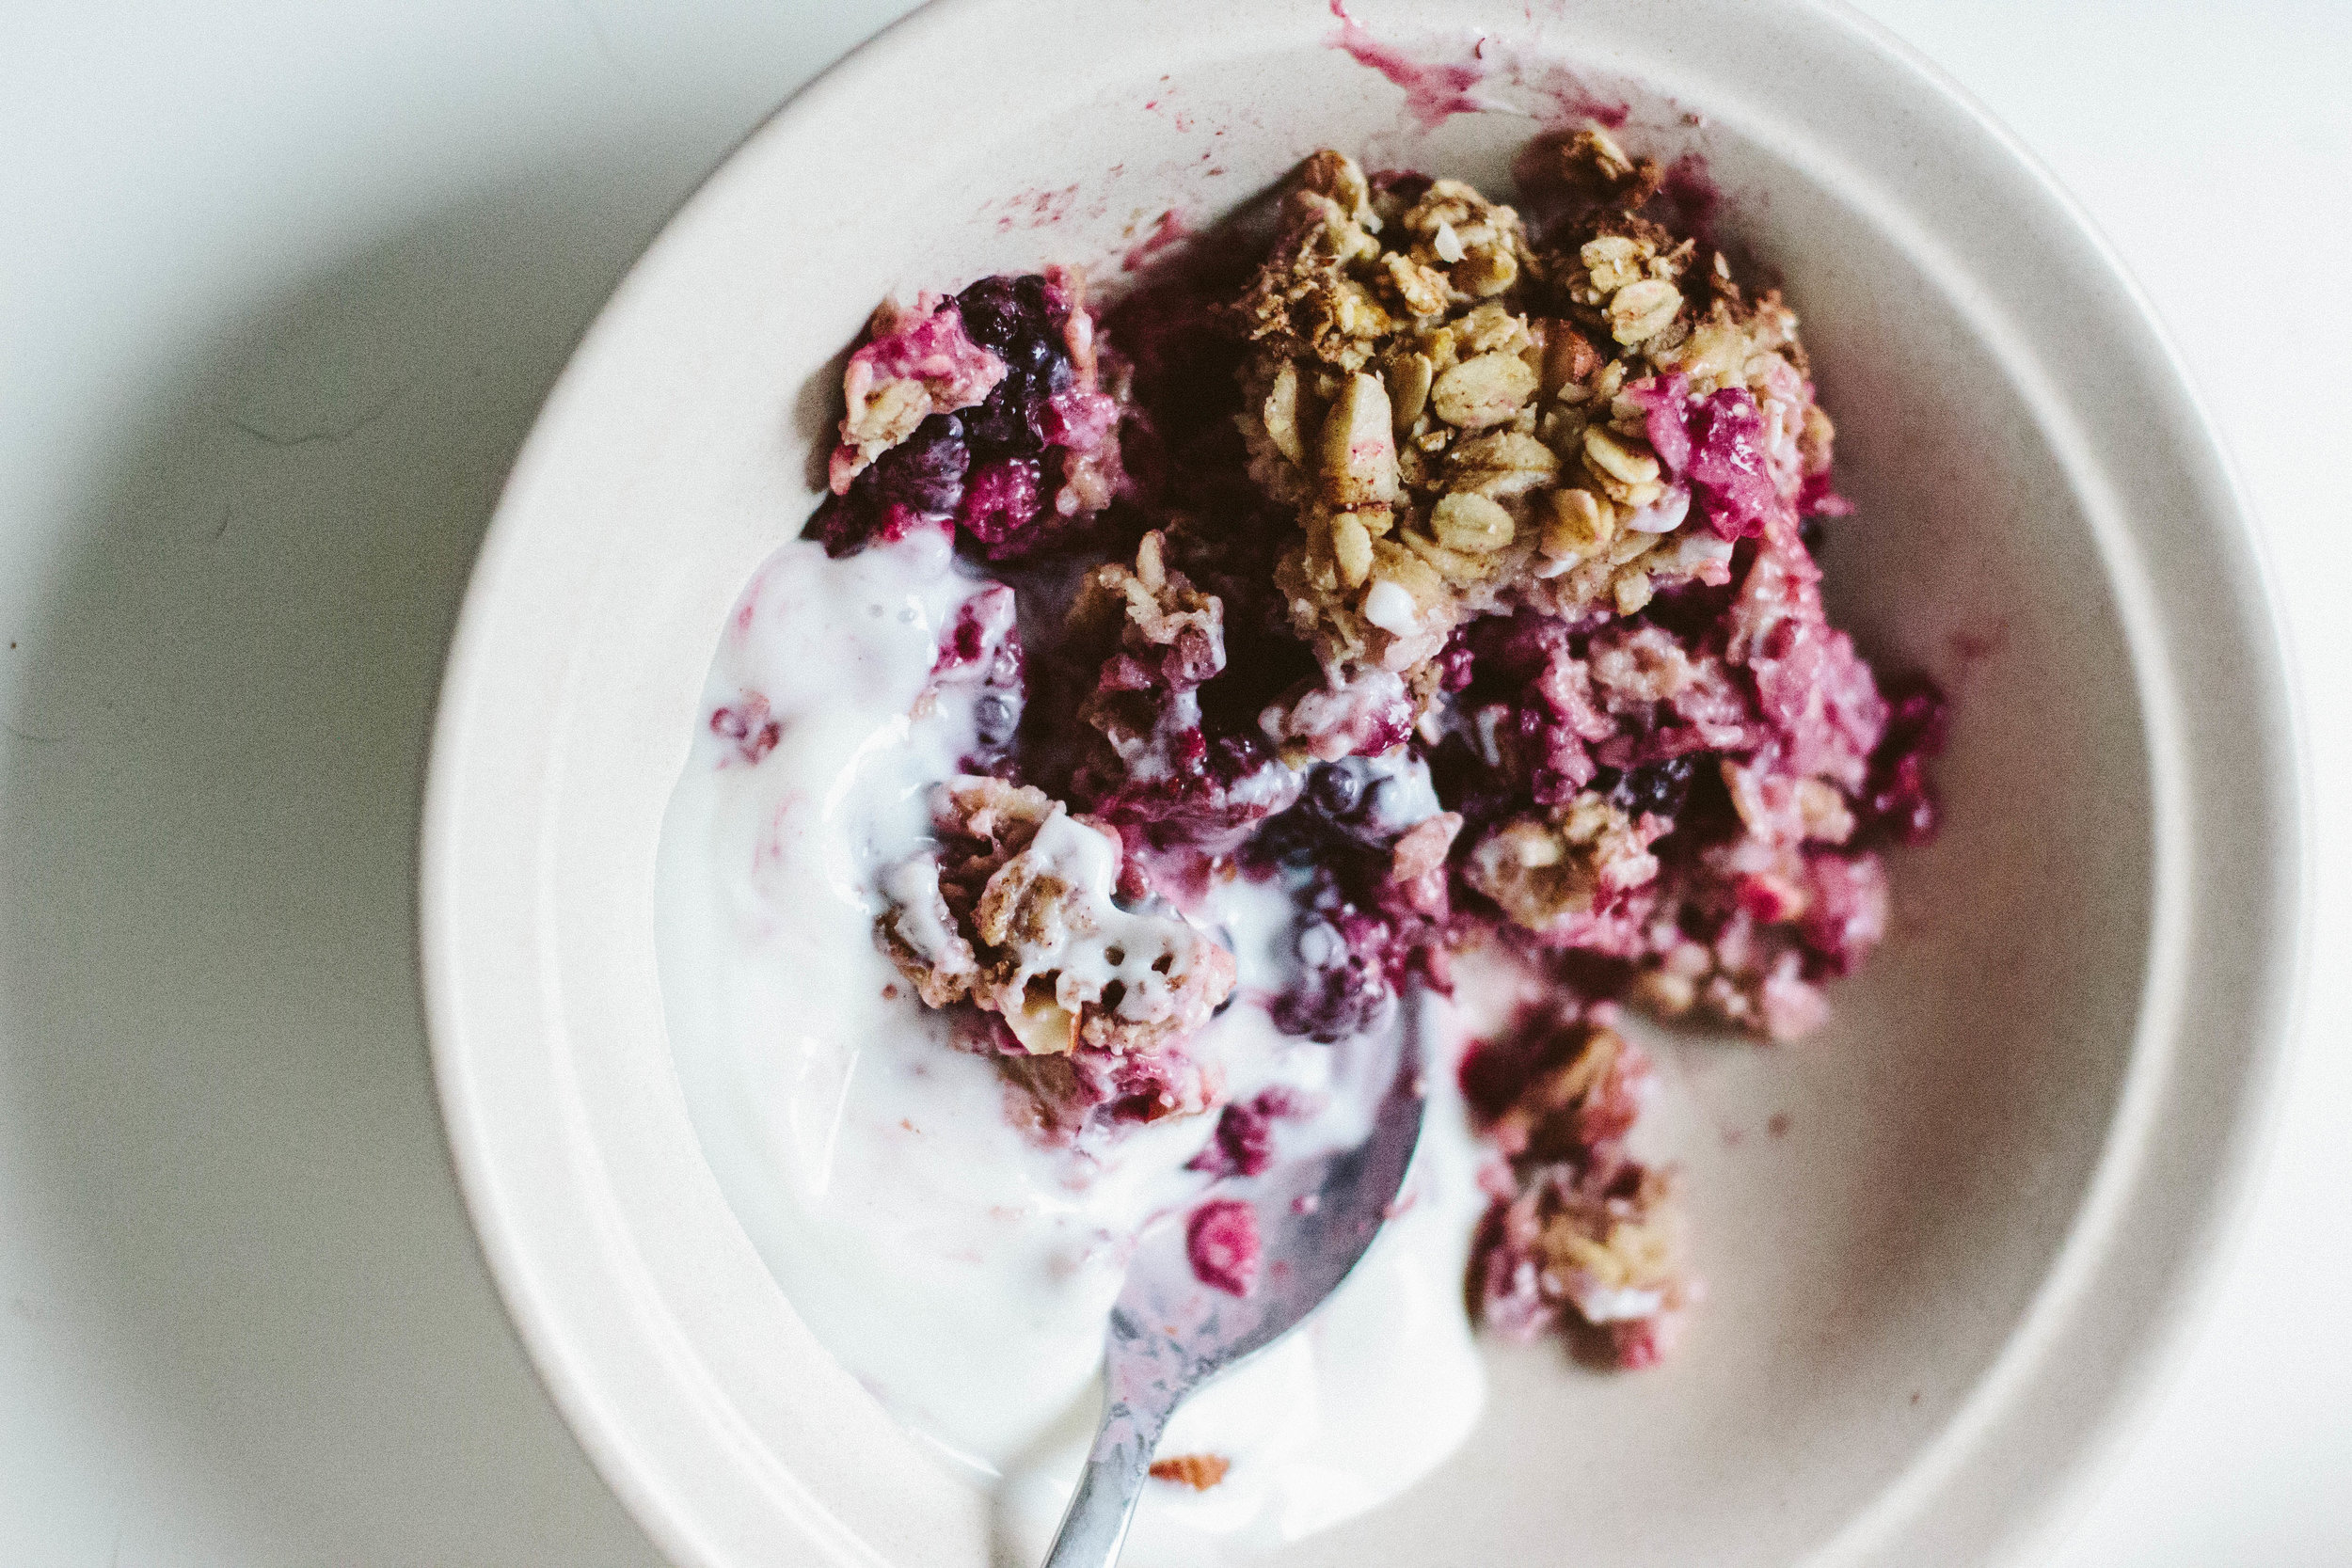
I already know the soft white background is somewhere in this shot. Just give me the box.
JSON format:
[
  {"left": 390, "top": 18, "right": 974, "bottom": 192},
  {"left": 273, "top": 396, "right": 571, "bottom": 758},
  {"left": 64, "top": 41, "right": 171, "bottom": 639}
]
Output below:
[{"left": 0, "top": 1, "right": 2341, "bottom": 1563}]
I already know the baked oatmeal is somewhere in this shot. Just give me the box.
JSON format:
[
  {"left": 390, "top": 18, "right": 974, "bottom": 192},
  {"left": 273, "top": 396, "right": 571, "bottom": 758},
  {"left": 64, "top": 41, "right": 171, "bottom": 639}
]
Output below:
[{"left": 804, "top": 129, "right": 1945, "bottom": 1370}]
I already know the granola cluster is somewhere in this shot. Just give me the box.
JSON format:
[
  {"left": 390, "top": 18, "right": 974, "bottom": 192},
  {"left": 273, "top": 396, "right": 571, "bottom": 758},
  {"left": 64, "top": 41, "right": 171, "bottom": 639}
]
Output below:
[
  {"left": 1231, "top": 136, "right": 1831, "bottom": 710},
  {"left": 813, "top": 268, "right": 1127, "bottom": 562},
  {"left": 877, "top": 777, "right": 1237, "bottom": 1059},
  {"left": 800, "top": 128, "right": 1947, "bottom": 1369},
  {"left": 1464, "top": 1007, "right": 1691, "bottom": 1366}
]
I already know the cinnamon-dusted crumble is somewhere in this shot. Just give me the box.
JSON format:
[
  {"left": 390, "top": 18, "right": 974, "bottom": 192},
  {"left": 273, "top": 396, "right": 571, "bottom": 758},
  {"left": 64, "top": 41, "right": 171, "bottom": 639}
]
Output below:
[{"left": 803, "top": 127, "right": 1946, "bottom": 1369}]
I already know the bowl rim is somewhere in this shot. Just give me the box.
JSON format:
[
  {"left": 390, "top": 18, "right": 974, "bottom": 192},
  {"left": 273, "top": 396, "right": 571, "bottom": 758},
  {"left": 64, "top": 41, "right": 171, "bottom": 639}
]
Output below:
[{"left": 420, "top": 1, "right": 2311, "bottom": 1563}]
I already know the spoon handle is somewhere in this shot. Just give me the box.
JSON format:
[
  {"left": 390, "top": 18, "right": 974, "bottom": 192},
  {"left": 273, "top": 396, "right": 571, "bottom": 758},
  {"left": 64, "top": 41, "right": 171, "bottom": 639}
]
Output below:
[{"left": 1040, "top": 1354, "right": 1181, "bottom": 1568}]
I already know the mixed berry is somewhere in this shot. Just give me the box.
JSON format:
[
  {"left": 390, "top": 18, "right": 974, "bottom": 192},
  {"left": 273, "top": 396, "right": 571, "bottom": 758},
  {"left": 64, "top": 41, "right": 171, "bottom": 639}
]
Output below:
[{"left": 816, "top": 270, "right": 1125, "bottom": 563}]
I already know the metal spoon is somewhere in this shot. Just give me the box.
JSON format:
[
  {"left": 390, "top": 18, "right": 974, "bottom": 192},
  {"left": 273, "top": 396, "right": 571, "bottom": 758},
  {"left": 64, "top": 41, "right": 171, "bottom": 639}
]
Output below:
[{"left": 1040, "top": 991, "right": 1430, "bottom": 1568}]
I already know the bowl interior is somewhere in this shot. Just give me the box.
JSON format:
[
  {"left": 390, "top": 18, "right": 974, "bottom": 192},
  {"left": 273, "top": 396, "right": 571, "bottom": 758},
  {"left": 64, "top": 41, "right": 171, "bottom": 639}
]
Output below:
[{"left": 424, "top": 4, "right": 2294, "bottom": 1566}]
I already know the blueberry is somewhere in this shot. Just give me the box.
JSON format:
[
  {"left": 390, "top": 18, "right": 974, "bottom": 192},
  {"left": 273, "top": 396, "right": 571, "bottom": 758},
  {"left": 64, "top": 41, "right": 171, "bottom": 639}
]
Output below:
[
  {"left": 957, "top": 275, "right": 1063, "bottom": 355},
  {"left": 1206, "top": 730, "right": 1271, "bottom": 784},
  {"left": 813, "top": 490, "right": 873, "bottom": 559},
  {"left": 1272, "top": 903, "right": 1399, "bottom": 1043},
  {"left": 866, "top": 413, "right": 969, "bottom": 515},
  {"left": 974, "top": 692, "right": 1020, "bottom": 744},
  {"left": 1272, "top": 955, "right": 1396, "bottom": 1043},
  {"left": 1006, "top": 329, "right": 1062, "bottom": 378},
  {"left": 1307, "top": 760, "right": 1367, "bottom": 819},
  {"left": 964, "top": 377, "right": 1046, "bottom": 457},
  {"left": 954, "top": 274, "right": 1073, "bottom": 460},
  {"left": 1599, "top": 756, "right": 1694, "bottom": 819},
  {"left": 954, "top": 277, "right": 1029, "bottom": 348}
]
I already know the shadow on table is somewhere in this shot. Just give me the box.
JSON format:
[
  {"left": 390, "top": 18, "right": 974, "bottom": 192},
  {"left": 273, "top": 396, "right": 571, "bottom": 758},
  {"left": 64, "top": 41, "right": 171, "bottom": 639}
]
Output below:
[{"left": 0, "top": 141, "right": 721, "bottom": 1566}]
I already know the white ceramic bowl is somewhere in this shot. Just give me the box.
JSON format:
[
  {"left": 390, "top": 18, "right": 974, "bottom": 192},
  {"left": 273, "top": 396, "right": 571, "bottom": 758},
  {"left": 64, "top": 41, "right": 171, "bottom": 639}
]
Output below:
[{"left": 421, "top": 1, "right": 2304, "bottom": 1563}]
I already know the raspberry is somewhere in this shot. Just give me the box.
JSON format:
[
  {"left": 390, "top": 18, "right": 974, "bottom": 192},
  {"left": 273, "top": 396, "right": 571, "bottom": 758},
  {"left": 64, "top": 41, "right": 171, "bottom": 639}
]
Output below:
[
  {"left": 1185, "top": 1088, "right": 1309, "bottom": 1178},
  {"left": 1185, "top": 1198, "right": 1262, "bottom": 1296},
  {"left": 956, "top": 455, "right": 1045, "bottom": 553}
]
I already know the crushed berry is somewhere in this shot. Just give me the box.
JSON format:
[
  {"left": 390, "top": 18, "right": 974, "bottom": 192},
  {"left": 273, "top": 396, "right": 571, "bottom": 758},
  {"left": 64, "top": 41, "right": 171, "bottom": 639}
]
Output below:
[
  {"left": 1185, "top": 1087, "right": 1305, "bottom": 1178},
  {"left": 1797, "top": 467, "right": 1853, "bottom": 519},
  {"left": 1798, "top": 849, "right": 1890, "bottom": 974},
  {"left": 1273, "top": 904, "right": 1397, "bottom": 1044},
  {"left": 1609, "top": 1316, "right": 1673, "bottom": 1370},
  {"left": 1628, "top": 372, "right": 1693, "bottom": 474},
  {"left": 813, "top": 490, "right": 947, "bottom": 560},
  {"left": 1001, "top": 1040, "right": 1223, "bottom": 1146},
  {"left": 1185, "top": 1198, "right": 1262, "bottom": 1296},
  {"left": 928, "top": 586, "right": 1025, "bottom": 770},
  {"left": 1435, "top": 632, "right": 1477, "bottom": 691},
  {"left": 1044, "top": 387, "right": 1120, "bottom": 450},
  {"left": 1103, "top": 1054, "right": 1204, "bottom": 1124},
  {"left": 932, "top": 586, "right": 1017, "bottom": 674},
  {"left": 1629, "top": 373, "right": 1784, "bottom": 540},
  {"left": 1685, "top": 388, "right": 1781, "bottom": 540},
  {"left": 1860, "top": 673, "right": 1949, "bottom": 846},
  {"left": 709, "top": 696, "right": 781, "bottom": 765}
]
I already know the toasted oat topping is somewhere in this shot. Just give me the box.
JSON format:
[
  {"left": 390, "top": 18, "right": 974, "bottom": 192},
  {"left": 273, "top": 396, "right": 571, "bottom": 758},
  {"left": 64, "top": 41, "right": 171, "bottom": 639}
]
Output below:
[
  {"left": 1462, "top": 794, "right": 1662, "bottom": 941},
  {"left": 1068, "top": 531, "right": 1228, "bottom": 759},
  {"left": 1231, "top": 143, "right": 1830, "bottom": 705},
  {"left": 1512, "top": 1161, "right": 1687, "bottom": 1326}
]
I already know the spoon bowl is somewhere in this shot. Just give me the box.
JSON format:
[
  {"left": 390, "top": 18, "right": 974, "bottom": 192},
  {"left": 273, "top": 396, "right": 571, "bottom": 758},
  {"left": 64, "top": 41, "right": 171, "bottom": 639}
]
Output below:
[{"left": 1041, "top": 993, "right": 1431, "bottom": 1568}]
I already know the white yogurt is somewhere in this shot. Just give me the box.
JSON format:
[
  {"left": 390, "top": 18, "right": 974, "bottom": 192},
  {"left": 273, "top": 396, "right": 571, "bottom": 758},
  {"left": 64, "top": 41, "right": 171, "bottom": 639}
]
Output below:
[{"left": 655, "top": 532, "right": 1489, "bottom": 1560}]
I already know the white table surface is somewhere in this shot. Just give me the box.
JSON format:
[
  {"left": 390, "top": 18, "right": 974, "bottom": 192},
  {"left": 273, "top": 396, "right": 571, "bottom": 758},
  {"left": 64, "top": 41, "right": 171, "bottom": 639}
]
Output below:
[{"left": 1, "top": 2, "right": 2343, "bottom": 1563}]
